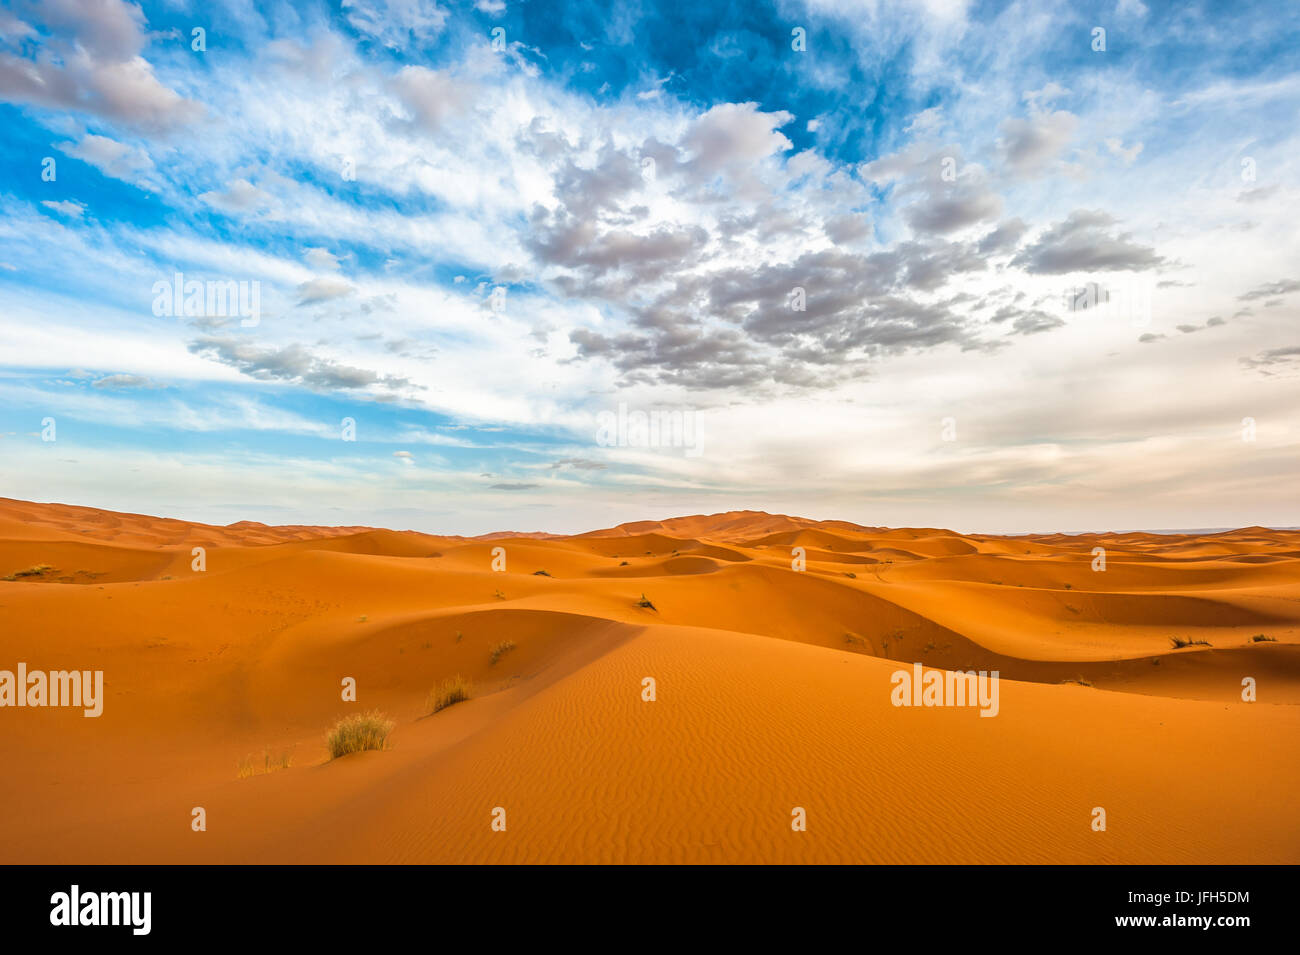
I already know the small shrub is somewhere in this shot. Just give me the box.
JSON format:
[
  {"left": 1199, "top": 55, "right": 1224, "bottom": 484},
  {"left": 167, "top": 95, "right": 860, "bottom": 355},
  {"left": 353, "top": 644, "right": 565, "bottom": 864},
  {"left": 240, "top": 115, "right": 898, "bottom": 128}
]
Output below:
[
  {"left": 13, "top": 564, "right": 53, "bottom": 578},
  {"left": 266, "top": 747, "right": 292, "bottom": 771},
  {"left": 1170, "top": 637, "right": 1211, "bottom": 649},
  {"left": 1252, "top": 634, "right": 1276, "bottom": 643},
  {"left": 533, "top": 569, "right": 551, "bottom": 577},
  {"left": 493, "top": 589, "right": 506, "bottom": 600},
  {"left": 619, "top": 561, "right": 629, "bottom": 566},
  {"left": 238, "top": 746, "right": 293, "bottom": 778},
  {"left": 1063, "top": 583, "right": 1072, "bottom": 590},
  {"left": 636, "top": 593, "right": 656, "bottom": 610},
  {"left": 428, "top": 675, "right": 472, "bottom": 713},
  {"left": 845, "top": 572, "right": 857, "bottom": 578},
  {"left": 326, "top": 711, "right": 394, "bottom": 759},
  {"left": 489, "top": 640, "right": 516, "bottom": 664}
]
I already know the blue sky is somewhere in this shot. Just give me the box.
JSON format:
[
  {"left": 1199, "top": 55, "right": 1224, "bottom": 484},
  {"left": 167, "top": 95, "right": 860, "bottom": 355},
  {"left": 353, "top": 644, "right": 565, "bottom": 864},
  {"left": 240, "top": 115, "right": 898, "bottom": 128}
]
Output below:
[{"left": 0, "top": 0, "right": 1298, "bottom": 534}]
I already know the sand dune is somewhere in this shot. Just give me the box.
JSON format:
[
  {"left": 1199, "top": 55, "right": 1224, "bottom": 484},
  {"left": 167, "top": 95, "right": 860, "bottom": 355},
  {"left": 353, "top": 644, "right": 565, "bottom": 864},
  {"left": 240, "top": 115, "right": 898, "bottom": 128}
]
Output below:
[{"left": 1, "top": 497, "right": 1296, "bottom": 863}]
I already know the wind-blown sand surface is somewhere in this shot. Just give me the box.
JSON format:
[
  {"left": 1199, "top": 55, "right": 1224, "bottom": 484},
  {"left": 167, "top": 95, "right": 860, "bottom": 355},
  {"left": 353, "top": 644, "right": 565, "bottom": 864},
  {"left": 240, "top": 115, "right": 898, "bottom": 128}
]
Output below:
[{"left": 1, "top": 496, "right": 1297, "bottom": 863}]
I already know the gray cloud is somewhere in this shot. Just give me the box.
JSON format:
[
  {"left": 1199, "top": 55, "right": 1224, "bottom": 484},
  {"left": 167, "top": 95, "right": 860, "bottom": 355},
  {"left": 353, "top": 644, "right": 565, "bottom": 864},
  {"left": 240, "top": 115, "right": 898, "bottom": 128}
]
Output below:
[
  {"left": 989, "top": 304, "right": 1065, "bottom": 336},
  {"left": 1238, "top": 278, "right": 1300, "bottom": 302},
  {"left": 528, "top": 122, "right": 1125, "bottom": 391},
  {"left": 999, "top": 110, "right": 1077, "bottom": 176},
  {"left": 1240, "top": 345, "right": 1300, "bottom": 374},
  {"left": 976, "top": 218, "right": 1029, "bottom": 255},
  {"left": 188, "top": 337, "right": 411, "bottom": 391},
  {"left": 861, "top": 145, "right": 1003, "bottom": 236},
  {"left": 1238, "top": 185, "right": 1280, "bottom": 204},
  {"left": 549, "top": 457, "right": 607, "bottom": 470},
  {"left": 823, "top": 213, "right": 872, "bottom": 245},
  {"left": 567, "top": 239, "right": 1020, "bottom": 389},
  {"left": 92, "top": 373, "right": 157, "bottom": 389},
  {"left": 1174, "top": 316, "right": 1227, "bottom": 335},
  {"left": 1012, "top": 210, "right": 1163, "bottom": 274},
  {"left": 551, "top": 144, "right": 644, "bottom": 220},
  {"left": 0, "top": 0, "right": 200, "bottom": 130},
  {"left": 527, "top": 207, "right": 710, "bottom": 294},
  {"left": 389, "top": 64, "right": 470, "bottom": 133},
  {"left": 904, "top": 179, "right": 1003, "bottom": 234}
]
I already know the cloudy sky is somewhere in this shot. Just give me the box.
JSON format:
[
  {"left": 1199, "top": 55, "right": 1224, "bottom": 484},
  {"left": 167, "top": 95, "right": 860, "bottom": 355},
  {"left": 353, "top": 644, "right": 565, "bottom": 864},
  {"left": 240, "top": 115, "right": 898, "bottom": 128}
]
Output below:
[{"left": 0, "top": 0, "right": 1297, "bottom": 535}]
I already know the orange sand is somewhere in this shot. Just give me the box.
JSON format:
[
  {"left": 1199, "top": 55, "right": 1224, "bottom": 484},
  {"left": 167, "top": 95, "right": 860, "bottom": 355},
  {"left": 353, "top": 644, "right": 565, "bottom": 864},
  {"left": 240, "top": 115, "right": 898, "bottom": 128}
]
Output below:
[{"left": 0, "top": 497, "right": 1296, "bottom": 863}]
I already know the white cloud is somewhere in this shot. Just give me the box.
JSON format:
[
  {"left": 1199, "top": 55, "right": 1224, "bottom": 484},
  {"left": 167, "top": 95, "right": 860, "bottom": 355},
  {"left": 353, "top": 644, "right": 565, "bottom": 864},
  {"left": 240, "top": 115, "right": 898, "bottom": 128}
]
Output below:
[
  {"left": 682, "top": 102, "right": 795, "bottom": 176},
  {"left": 295, "top": 277, "right": 355, "bottom": 305},
  {"left": 1105, "top": 138, "right": 1144, "bottom": 164},
  {"left": 343, "top": 0, "right": 450, "bottom": 49},
  {"left": 58, "top": 133, "right": 155, "bottom": 183},
  {"left": 41, "top": 199, "right": 85, "bottom": 218},
  {"left": 199, "top": 179, "right": 275, "bottom": 215},
  {"left": 304, "top": 247, "right": 342, "bottom": 271}
]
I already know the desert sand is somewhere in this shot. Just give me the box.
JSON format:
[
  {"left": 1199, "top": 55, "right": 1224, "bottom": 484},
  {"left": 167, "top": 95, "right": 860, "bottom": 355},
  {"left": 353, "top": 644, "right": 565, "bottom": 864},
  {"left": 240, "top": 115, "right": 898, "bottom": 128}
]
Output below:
[{"left": 0, "top": 496, "right": 1296, "bottom": 864}]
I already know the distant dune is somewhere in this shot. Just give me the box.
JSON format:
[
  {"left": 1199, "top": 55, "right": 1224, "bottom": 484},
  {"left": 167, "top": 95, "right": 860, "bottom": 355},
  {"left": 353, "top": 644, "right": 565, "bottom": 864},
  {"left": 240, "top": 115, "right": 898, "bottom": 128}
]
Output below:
[{"left": 1, "top": 496, "right": 1297, "bottom": 863}]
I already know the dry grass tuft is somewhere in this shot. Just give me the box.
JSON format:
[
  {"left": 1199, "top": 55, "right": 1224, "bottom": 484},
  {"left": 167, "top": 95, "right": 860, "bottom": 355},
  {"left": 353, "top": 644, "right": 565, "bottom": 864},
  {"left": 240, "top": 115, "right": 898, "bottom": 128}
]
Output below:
[
  {"left": 237, "top": 746, "right": 294, "bottom": 778},
  {"left": 326, "top": 711, "right": 394, "bottom": 759},
  {"left": 4, "top": 564, "right": 54, "bottom": 581},
  {"left": 428, "top": 674, "right": 473, "bottom": 713}
]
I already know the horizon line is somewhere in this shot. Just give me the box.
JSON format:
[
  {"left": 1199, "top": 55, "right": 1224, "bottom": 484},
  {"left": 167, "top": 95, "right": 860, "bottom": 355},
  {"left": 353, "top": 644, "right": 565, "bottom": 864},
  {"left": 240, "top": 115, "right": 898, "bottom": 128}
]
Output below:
[{"left": 3, "top": 497, "right": 1295, "bottom": 542}]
